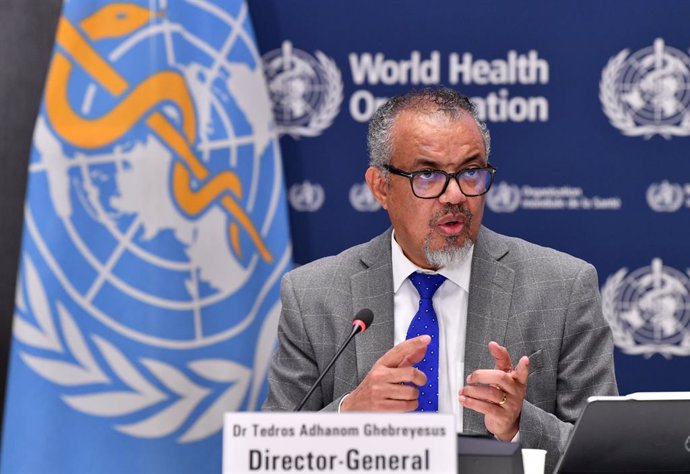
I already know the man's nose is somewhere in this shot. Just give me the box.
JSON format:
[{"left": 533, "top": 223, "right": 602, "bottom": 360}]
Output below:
[{"left": 439, "top": 177, "right": 467, "bottom": 204}]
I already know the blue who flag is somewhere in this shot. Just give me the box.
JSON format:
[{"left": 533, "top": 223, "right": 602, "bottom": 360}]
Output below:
[{"left": 1, "top": 1, "right": 291, "bottom": 472}]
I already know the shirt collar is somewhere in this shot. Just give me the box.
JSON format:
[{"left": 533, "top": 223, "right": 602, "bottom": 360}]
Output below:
[{"left": 391, "top": 230, "right": 473, "bottom": 293}]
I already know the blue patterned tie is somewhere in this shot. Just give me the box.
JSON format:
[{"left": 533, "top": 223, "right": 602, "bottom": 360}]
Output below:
[{"left": 406, "top": 272, "right": 446, "bottom": 412}]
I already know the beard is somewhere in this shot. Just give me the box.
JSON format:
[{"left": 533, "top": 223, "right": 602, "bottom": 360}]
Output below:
[{"left": 423, "top": 204, "right": 475, "bottom": 269}]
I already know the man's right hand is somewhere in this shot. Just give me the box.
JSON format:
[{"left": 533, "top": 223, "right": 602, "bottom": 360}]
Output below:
[{"left": 340, "top": 335, "right": 430, "bottom": 412}]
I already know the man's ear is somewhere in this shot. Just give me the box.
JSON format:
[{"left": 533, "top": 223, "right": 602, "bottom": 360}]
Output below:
[{"left": 365, "top": 166, "right": 389, "bottom": 210}]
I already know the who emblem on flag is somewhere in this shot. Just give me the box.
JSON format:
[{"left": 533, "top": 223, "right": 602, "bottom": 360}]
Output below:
[{"left": 1, "top": 1, "right": 291, "bottom": 472}]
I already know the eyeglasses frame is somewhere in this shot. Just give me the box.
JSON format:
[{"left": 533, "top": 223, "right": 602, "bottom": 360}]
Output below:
[{"left": 381, "top": 163, "right": 497, "bottom": 199}]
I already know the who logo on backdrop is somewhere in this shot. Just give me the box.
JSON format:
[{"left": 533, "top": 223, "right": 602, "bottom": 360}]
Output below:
[
  {"left": 601, "top": 259, "right": 690, "bottom": 358},
  {"left": 646, "top": 180, "right": 685, "bottom": 212},
  {"left": 262, "top": 41, "right": 343, "bottom": 138},
  {"left": 8, "top": 0, "right": 291, "bottom": 451},
  {"left": 486, "top": 182, "right": 521, "bottom": 213},
  {"left": 600, "top": 38, "right": 690, "bottom": 139},
  {"left": 288, "top": 180, "right": 325, "bottom": 212},
  {"left": 349, "top": 182, "right": 381, "bottom": 212}
]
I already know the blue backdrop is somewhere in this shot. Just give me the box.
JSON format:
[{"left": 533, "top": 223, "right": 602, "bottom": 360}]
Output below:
[{"left": 248, "top": 0, "right": 690, "bottom": 395}]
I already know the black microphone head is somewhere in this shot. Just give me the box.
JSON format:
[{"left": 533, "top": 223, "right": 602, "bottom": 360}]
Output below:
[{"left": 353, "top": 308, "right": 374, "bottom": 332}]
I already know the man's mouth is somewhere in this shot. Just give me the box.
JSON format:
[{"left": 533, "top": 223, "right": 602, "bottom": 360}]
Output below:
[{"left": 435, "top": 214, "right": 466, "bottom": 236}]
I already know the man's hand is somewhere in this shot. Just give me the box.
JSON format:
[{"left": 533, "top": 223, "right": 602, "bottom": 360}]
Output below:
[
  {"left": 459, "top": 341, "right": 529, "bottom": 441},
  {"left": 340, "top": 335, "right": 430, "bottom": 412}
]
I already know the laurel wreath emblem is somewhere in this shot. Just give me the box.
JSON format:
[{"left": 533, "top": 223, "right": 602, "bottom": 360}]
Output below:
[
  {"left": 599, "top": 49, "right": 690, "bottom": 139},
  {"left": 13, "top": 255, "right": 280, "bottom": 442},
  {"left": 601, "top": 268, "right": 690, "bottom": 359},
  {"left": 276, "top": 51, "right": 343, "bottom": 139}
]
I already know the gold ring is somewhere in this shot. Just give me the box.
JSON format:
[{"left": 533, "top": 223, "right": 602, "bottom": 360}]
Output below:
[{"left": 498, "top": 392, "right": 507, "bottom": 406}]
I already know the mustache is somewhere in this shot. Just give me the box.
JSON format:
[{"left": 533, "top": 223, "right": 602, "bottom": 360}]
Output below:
[{"left": 429, "top": 205, "right": 473, "bottom": 226}]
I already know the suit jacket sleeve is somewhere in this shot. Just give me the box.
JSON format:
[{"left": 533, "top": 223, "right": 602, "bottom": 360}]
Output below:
[
  {"left": 519, "top": 263, "right": 618, "bottom": 472},
  {"left": 262, "top": 272, "right": 344, "bottom": 412}
]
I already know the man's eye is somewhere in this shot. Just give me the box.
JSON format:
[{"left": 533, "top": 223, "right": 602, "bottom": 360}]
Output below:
[
  {"left": 464, "top": 168, "right": 479, "bottom": 177},
  {"left": 418, "top": 170, "right": 438, "bottom": 180}
]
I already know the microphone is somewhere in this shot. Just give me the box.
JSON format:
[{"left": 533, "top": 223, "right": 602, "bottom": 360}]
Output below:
[{"left": 293, "top": 308, "right": 374, "bottom": 411}]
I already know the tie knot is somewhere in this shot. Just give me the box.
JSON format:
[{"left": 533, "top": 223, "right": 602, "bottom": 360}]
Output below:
[{"left": 409, "top": 272, "right": 446, "bottom": 300}]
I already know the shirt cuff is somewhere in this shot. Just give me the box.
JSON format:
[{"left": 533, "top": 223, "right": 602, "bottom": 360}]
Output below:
[
  {"left": 337, "top": 393, "right": 350, "bottom": 412},
  {"left": 493, "top": 431, "right": 520, "bottom": 442}
]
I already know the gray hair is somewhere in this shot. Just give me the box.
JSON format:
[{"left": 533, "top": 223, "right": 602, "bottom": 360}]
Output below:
[{"left": 367, "top": 87, "right": 491, "bottom": 168}]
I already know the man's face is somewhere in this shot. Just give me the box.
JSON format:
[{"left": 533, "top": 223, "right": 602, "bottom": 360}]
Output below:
[{"left": 366, "top": 110, "right": 487, "bottom": 269}]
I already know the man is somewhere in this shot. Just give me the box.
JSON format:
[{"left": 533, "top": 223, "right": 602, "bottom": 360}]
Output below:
[{"left": 264, "top": 87, "right": 618, "bottom": 471}]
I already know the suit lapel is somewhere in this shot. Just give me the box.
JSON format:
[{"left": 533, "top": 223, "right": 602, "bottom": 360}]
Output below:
[
  {"left": 351, "top": 229, "right": 395, "bottom": 383},
  {"left": 463, "top": 226, "right": 515, "bottom": 433}
]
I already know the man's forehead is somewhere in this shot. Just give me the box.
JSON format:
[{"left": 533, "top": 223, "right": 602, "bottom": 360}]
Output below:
[
  {"left": 395, "top": 108, "right": 475, "bottom": 128},
  {"left": 389, "top": 110, "right": 487, "bottom": 166},
  {"left": 392, "top": 109, "right": 482, "bottom": 141}
]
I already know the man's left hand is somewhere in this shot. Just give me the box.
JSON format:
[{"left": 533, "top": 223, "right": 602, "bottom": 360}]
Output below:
[{"left": 459, "top": 341, "right": 529, "bottom": 441}]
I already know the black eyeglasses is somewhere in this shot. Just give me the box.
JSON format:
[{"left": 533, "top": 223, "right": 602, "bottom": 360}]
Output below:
[{"left": 382, "top": 164, "right": 497, "bottom": 199}]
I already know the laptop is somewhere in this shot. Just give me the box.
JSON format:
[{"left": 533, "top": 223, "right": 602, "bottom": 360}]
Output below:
[{"left": 555, "top": 393, "right": 690, "bottom": 473}]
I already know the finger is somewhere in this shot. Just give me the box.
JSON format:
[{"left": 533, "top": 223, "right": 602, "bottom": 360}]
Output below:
[
  {"left": 376, "top": 399, "right": 419, "bottom": 412},
  {"left": 378, "top": 335, "right": 431, "bottom": 368},
  {"left": 466, "top": 369, "right": 513, "bottom": 390},
  {"left": 514, "top": 355, "right": 530, "bottom": 385},
  {"left": 350, "top": 396, "right": 419, "bottom": 412},
  {"left": 384, "top": 384, "right": 420, "bottom": 401},
  {"left": 409, "top": 368, "right": 427, "bottom": 387},
  {"left": 458, "top": 394, "right": 502, "bottom": 417},
  {"left": 390, "top": 366, "right": 427, "bottom": 387},
  {"left": 461, "top": 384, "right": 505, "bottom": 405},
  {"left": 397, "top": 347, "right": 428, "bottom": 369},
  {"left": 396, "top": 338, "right": 431, "bottom": 368},
  {"left": 367, "top": 365, "right": 427, "bottom": 388},
  {"left": 488, "top": 341, "right": 513, "bottom": 372}
]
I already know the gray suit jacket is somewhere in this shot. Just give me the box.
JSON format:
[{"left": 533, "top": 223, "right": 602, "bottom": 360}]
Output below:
[{"left": 264, "top": 226, "right": 618, "bottom": 472}]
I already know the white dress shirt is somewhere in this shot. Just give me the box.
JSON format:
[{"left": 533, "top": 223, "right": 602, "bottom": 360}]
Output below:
[{"left": 391, "top": 231, "right": 473, "bottom": 433}]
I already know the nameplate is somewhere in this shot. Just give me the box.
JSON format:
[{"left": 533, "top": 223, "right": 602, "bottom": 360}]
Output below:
[{"left": 223, "top": 412, "right": 456, "bottom": 473}]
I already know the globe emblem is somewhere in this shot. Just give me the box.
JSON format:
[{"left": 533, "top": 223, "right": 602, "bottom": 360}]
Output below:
[
  {"left": 600, "top": 38, "right": 690, "bottom": 138},
  {"left": 602, "top": 259, "right": 690, "bottom": 358},
  {"left": 288, "top": 180, "right": 325, "bottom": 212},
  {"left": 26, "top": 2, "right": 288, "bottom": 350},
  {"left": 262, "top": 40, "right": 343, "bottom": 138},
  {"left": 486, "top": 181, "right": 521, "bottom": 213},
  {"left": 646, "top": 180, "right": 685, "bottom": 212},
  {"left": 620, "top": 39, "right": 690, "bottom": 124},
  {"left": 349, "top": 182, "right": 381, "bottom": 212}
]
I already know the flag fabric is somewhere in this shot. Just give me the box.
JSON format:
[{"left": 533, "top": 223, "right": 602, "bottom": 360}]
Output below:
[{"left": 1, "top": 1, "right": 291, "bottom": 472}]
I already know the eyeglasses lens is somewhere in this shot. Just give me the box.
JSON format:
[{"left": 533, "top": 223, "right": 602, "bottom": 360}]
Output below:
[{"left": 412, "top": 169, "right": 492, "bottom": 198}]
